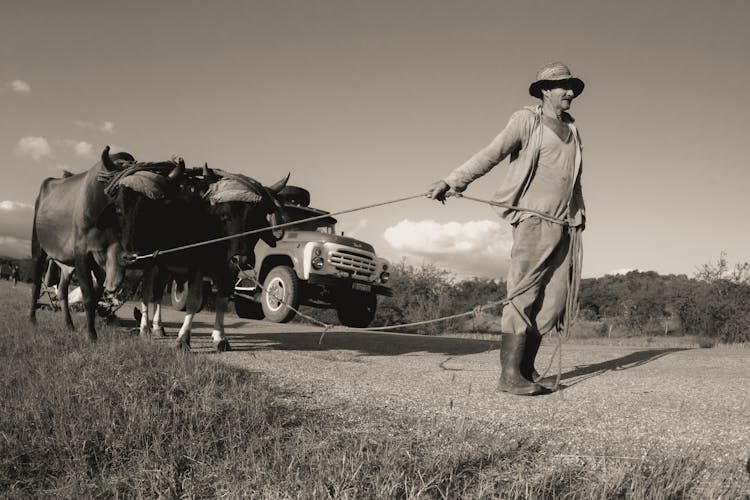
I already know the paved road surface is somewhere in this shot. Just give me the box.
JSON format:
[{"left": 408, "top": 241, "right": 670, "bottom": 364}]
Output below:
[{"left": 118, "top": 302, "right": 750, "bottom": 472}]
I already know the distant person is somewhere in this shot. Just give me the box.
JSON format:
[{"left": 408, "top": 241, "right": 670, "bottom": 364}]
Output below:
[
  {"left": 11, "top": 264, "right": 20, "bottom": 288},
  {"left": 427, "top": 62, "right": 586, "bottom": 396}
]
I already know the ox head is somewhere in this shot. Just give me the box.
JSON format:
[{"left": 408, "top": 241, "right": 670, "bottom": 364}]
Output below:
[
  {"left": 203, "top": 167, "right": 289, "bottom": 270},
  {"left": 100, "top": 146, "right": 185, "bottom": 266}
]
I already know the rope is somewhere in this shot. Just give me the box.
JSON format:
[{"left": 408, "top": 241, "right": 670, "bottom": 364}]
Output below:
[
  {"left": 248, "top": 263, "right": 568, "bottom": 392},
  {"left": 247, "top": 272, "right": 511, "bottom": 343},
  {"left": 122, "top": 188, "right": 581, "bottom": 392},
  {"left": 126, "top": 193, "right": 426, "bottom": 262},
  {"left": 450, "top": 193, "right": 570, "bottom": 225},
  {"left": 125, "top": 191, "right": 575, "bottom": 263},
  {"left": 446, "top": 193, "right": 581, "bottom": 392}
]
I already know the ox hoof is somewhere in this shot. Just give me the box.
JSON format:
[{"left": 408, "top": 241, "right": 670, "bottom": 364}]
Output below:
[
  {"left": 152, "top": 326, "right": 166, "bottom": 339},
  {"left": 215, "top": 340, "right": 231, "bottom": 353},
  {"left": 139, "top": 327, "right": 152, "bottom": 339},
  {"left": 176, "top": 339, "right": 191, "bottom": 352}
]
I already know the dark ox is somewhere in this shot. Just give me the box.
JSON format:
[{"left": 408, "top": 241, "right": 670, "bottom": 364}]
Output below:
[
  {"left": 29, "top": 148, "right": 135, "bottom": 341},
  {"left": 103, "top": 149, "right": 287, "bottom": 351}
]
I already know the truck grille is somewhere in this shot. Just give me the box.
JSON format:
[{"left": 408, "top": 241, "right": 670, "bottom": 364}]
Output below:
[{"left": 329, "top": 250, "right": 377, "bottom": 278}]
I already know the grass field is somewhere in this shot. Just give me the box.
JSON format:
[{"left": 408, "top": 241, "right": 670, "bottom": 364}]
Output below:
[{"left": 2, "top": 281, "right": 748, "bottom": 498}]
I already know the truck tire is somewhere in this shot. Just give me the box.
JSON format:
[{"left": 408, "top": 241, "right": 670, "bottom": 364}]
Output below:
[
  {"left": 261, "top": 266, "right": 299, "bottom": 323},
  {"left": 337, "top": 292, "right": 377, "bottom": 328},
  {"left": 170, "top": 278, "right": 204, "bottom": 313},
  {"left": 234, "top": 296, "right": 264, "bottom": 319}
]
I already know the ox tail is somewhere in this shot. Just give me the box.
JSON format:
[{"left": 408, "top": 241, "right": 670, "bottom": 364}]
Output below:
[{"left": 29, "top": 195, "right": 49, "bottom": 325}]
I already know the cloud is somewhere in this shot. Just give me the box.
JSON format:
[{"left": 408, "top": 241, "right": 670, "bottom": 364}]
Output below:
[
  {"left": 0, "top": 80, "right": 31, "bottom": 93},
  {"left": 12, "top": 80, "right": 31, "bottom": 93},
  {"left": 0, "top": 200, "right": 34, "bottom": 241},
  {"left": 606, "top": 268, "right": 637, "bottom": 276},
  {"left": 74, "top": 120, "right": 115, "bottom": 134},
  {"left": 15, "top": 136, "right": 52, "bottom": 161},
  {"left": 0, "top": 236, "right": 30, "bottom": 259},
  {"left": 61, "top": 139, "right": 94, "bottom": 158},
  {"left": 338, "top": 218, "right": 368, "bottom": 239},
  {"left": 383, "top": 219, "right": 513, "bottom": 278}
]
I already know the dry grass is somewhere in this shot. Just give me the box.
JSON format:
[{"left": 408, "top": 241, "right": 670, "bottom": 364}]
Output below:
[{"left": 2, "top": 281, "right": 748, "bottom": 498}]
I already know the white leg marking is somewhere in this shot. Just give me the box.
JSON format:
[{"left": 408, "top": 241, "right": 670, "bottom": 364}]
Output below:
[
  {"left": 177, "top": 313, "right": 195, "bottom": 343},
  {"left": 139, "top": 302, "right": 150, "bottom": 336},
  {"left": 152, "top": 303, "right": 162, "bottom": 329},
  {"left": 212, "top": 296, "right": 228, "bottom": 342}
]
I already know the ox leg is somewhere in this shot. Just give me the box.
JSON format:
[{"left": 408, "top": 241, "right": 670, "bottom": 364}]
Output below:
[
  {"left": 76, "top": 255, "right": 97, "bottom": 342},
  {"left": 151, "top": 269, "right": 167, "bottom": 338},
  {"left": 29, "top": 249, "right": 48, "bottom": 326},
  {"left": 139, "top": 266, "right": 156, "bottom": 338},
  {"left": 176, "top": 271, "right": 203, "bottom": 351},
  {"left": 152, "top": 303, "right": 166, "bottom": 338},
  {"left": 59, "top": 270, "right": 75, "bottom": 331},
  {"left": 139, "top": 301, "right": 151, "bottom": 337},
  {"left": 139, "top": 266, "right": 166, "bottom": 338},
  {"left": 212, "top": 295, "right": 231, "bottom": 352},
  {"left": 176, "top": 313, "right": 194, "bottom": 351},
  {"left": 91, "top": 264, "right": 105, "bottom": 303}
]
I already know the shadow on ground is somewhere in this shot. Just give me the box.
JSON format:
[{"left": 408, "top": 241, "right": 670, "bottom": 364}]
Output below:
[
  {"left": 559, "top": 348, "right": 690, "bottom": 386},
  {"left": 115, "top": 311, "right": 690, "bottom": 374},
  {"left": 120, "top": 315, "right": 502, "bottom": 356},
  {"left": 213, "top": 328, "right": 497, "bottom": 356}
]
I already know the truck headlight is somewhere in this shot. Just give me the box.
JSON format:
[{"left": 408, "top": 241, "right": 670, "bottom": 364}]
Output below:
[
  {"left": 380, "top": 271, "right": 390, "bottom": 283},
  {"left": 312, "top": 256, "right": 324, "bottom": 270}
]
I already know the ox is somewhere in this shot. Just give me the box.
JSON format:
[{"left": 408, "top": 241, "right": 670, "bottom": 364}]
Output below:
[
  {"left": 103, "top": 150, "right": 287, "bottom": 351},
  {"left": 28, "top": 148, "right": 141, "bottom": 341}
]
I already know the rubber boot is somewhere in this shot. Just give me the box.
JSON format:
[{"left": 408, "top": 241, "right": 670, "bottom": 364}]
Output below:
[
  {"left": 521, "top": 332, "right": 557, "bottom": 390},
  {"left": 498, "top": 333, "right": 546, "bottom": 396}
]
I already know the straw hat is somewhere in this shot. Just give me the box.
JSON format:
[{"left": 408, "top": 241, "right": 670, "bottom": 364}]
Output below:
[{"left": 529, "top": 62, "right": 584, "bottom": 98}]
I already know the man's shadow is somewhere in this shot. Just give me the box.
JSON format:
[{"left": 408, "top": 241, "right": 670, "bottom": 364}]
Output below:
[{"left": 557, "top": 348, "right": 689, "bottom": 387}]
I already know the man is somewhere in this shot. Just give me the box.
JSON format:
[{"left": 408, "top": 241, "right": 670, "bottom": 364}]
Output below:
[
  {"left": 11, "top": 264, "right": 20, "bottom": 287},
  {"left": 427, "top": 62, "right": 586, "bottom": 396}
]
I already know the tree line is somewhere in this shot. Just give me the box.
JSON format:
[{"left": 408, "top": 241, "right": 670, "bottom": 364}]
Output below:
[
  {"left": 368, "top": 254, "right": 750, "bottom": 343},
  {"left": 7, "top": 253, "right": 749, "bottom": 343}
]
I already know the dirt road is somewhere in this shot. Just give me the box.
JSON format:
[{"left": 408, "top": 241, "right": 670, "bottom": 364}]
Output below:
[{"left": 120, "top": 303, "right": 750, "bottom": 471}]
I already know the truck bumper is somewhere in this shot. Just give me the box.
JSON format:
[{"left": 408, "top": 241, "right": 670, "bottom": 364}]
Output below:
[{"left": 307, "top": 274, "right": 393, "bottom": 297}]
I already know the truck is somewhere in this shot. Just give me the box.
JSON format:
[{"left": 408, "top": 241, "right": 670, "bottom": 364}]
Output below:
[{"left": 170, "top": 186, "right": 392, "bottom": 328}]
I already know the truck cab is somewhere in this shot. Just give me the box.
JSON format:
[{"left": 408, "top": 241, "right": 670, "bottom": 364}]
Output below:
[{"left": 233, "top": 186, "right": 391, "bottom": 327}]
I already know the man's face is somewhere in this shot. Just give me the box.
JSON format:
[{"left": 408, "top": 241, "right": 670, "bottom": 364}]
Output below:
[{"left": 543, "top": 82, "right": 576, "bottom": 112}]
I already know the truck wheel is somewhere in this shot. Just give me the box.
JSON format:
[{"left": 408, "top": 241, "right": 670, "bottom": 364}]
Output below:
[
  {"left": 170, "top": 279, "right": 204, "bottom": 313},
  {"left": 337, "top": 292, "right": 377, "bottom": 328},
  {"left": 170, "top": 279, "right": 188, "bottom": 311},
  {"left": 234, "top": 296, "right": 264, "bottom": 319},
  {"left": 261, "top": 266, "right": 299, "bottom": 323}
]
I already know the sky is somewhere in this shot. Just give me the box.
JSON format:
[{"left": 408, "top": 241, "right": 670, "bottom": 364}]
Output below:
[{"left": 2, "top": 0, "right": 750, "bottom": 279}]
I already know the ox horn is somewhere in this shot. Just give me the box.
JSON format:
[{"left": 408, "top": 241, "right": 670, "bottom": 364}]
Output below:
[
  {"left": 101, "top": 146, "right": 118, "bottom": 172},
  {"left": 267, "top": 172, "right": 290, "bottom": 193},
  {"left": 202, "top": 162, "right": 218, "bottom": 182},
  {"left": 168, "top": 158, "right": 185, "bottom": 181}
]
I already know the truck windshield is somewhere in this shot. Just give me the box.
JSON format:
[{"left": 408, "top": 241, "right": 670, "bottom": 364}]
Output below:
[{"left": 291, "top": 221, "right": 335, "bottom": 234}]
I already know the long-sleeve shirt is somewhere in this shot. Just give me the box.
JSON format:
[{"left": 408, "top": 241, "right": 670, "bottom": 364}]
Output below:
[{"left": 444, "top": 105, "right": 585, "bottom": 227}]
